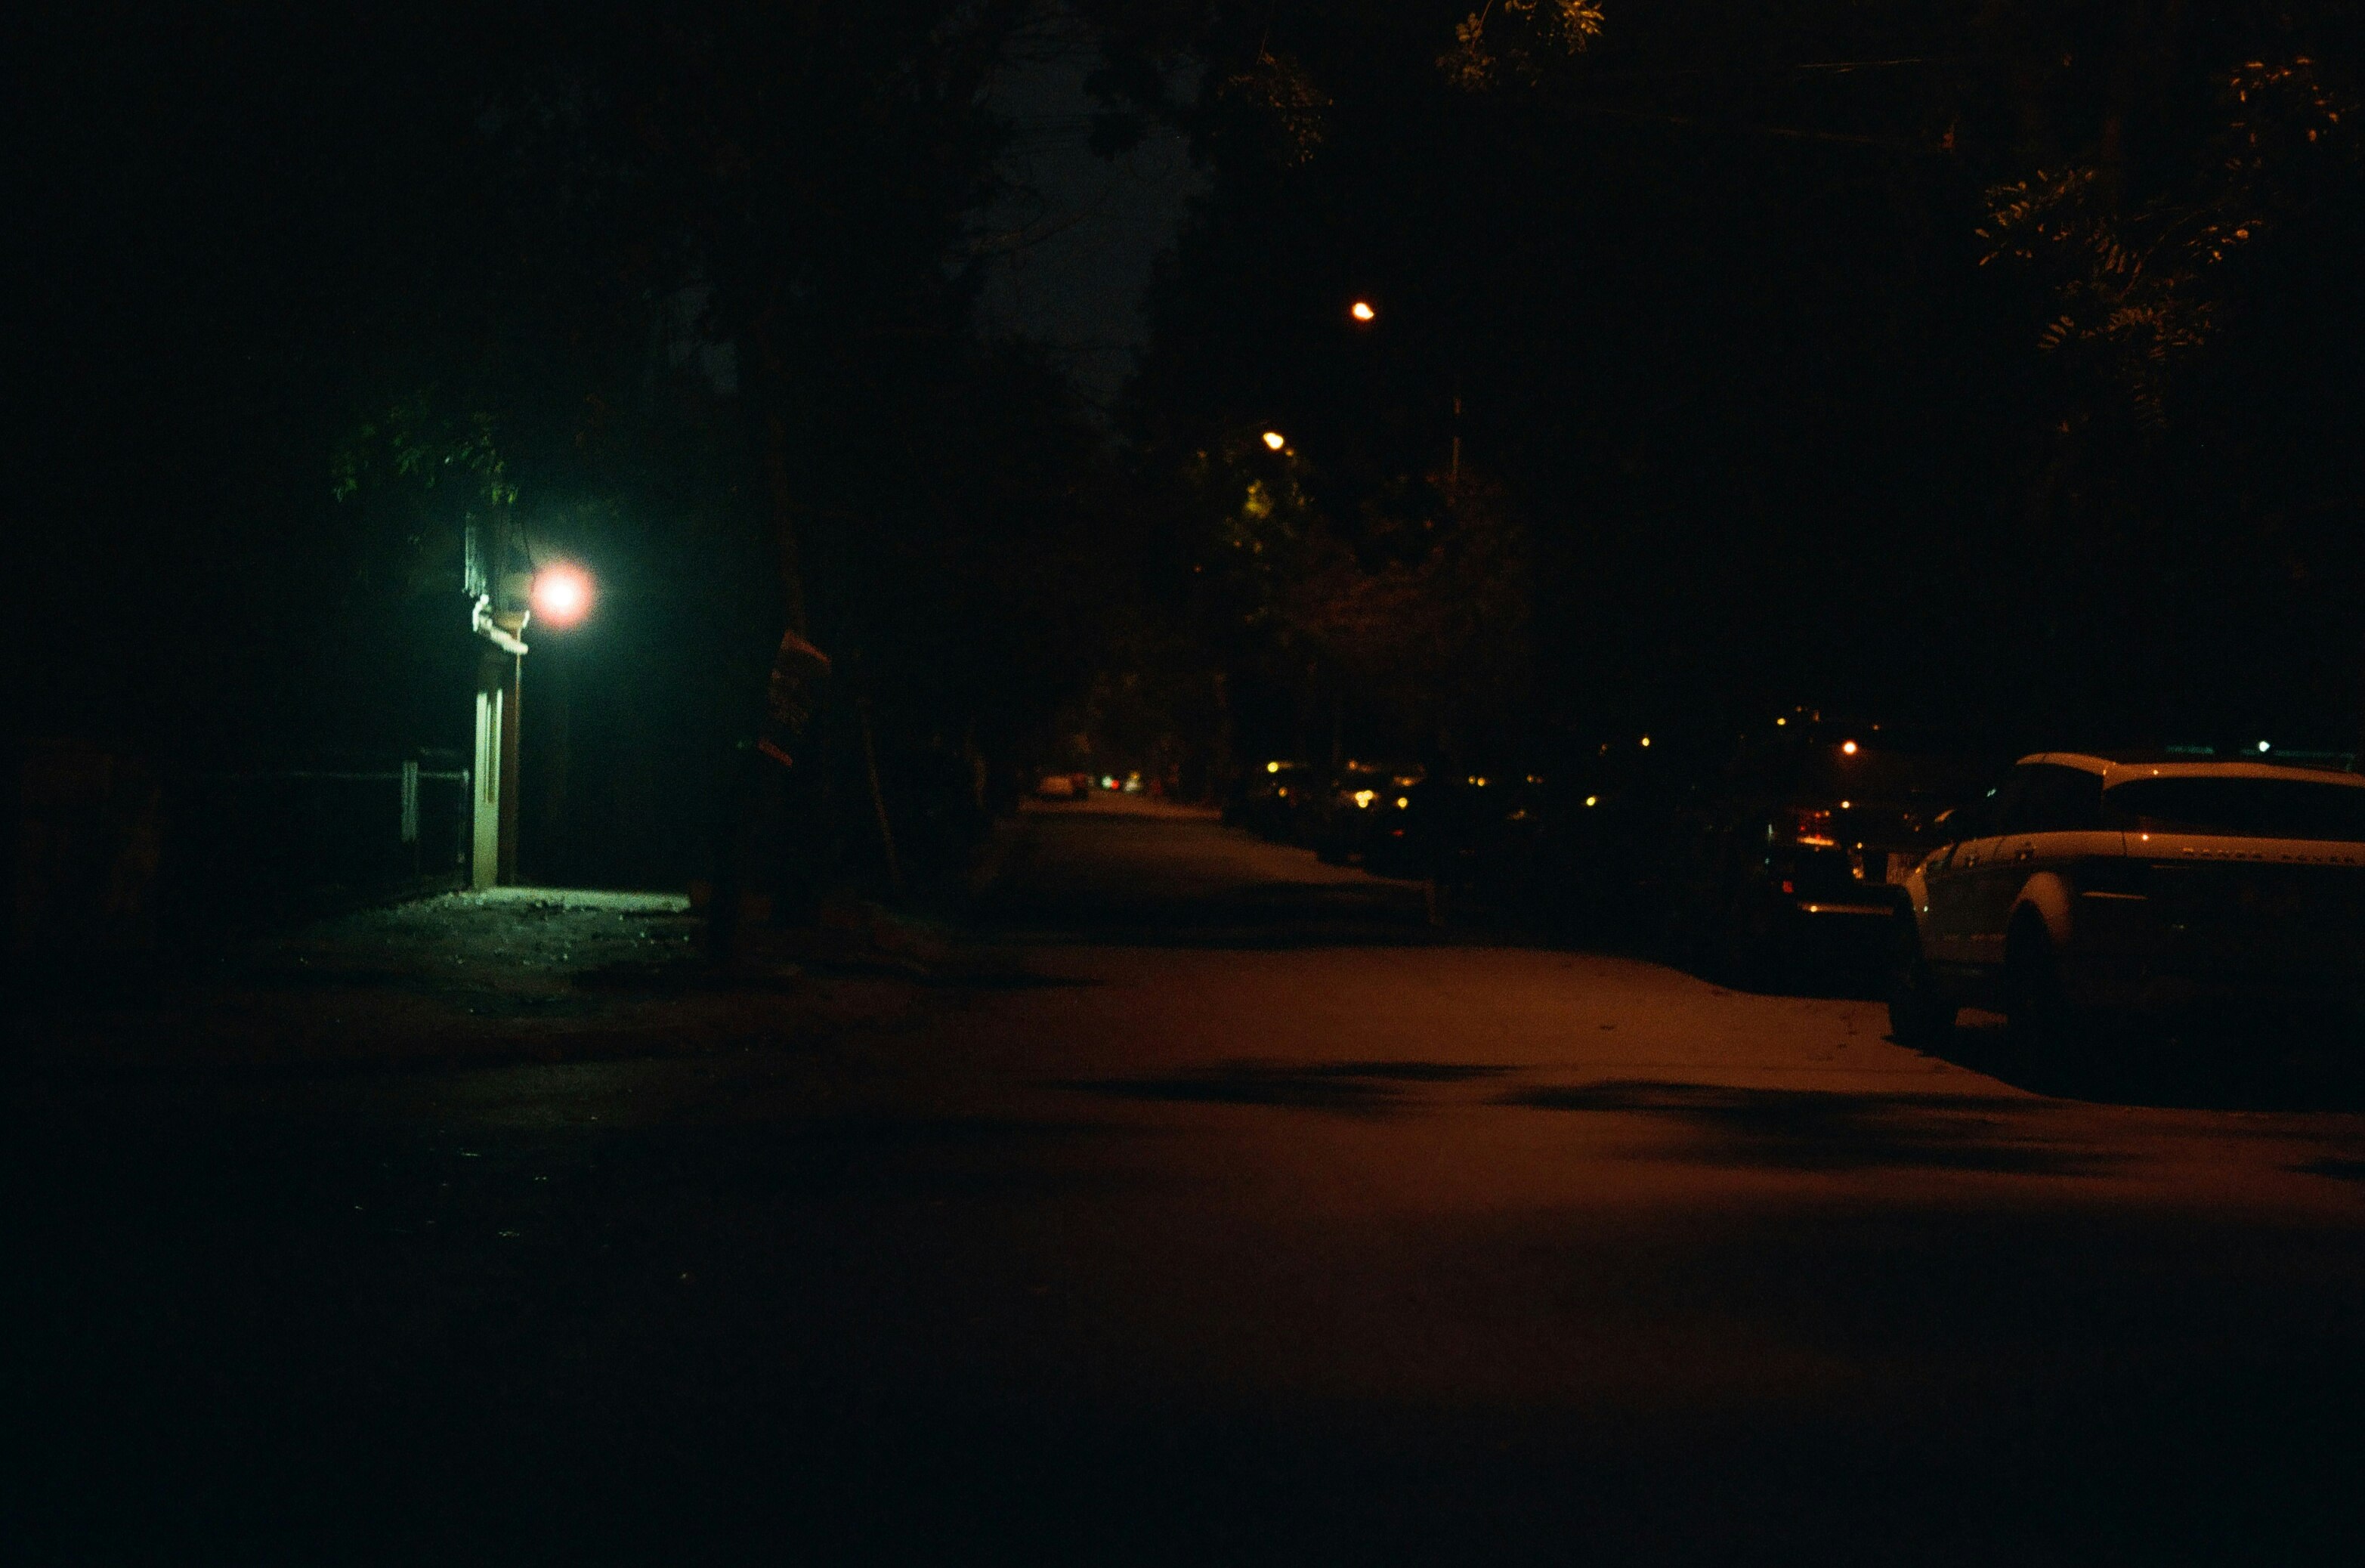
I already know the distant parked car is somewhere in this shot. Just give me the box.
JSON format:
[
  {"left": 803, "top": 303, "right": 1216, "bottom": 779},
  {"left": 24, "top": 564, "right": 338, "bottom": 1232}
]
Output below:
[
  {"left": 1467, "top": 771, "right": 1642, "bottom": 930},
  {"left": 1890, "top": 751, "right": 2365, "bottom": 1047},
  {"left": 1034, "top": 773, "right": 1079, "bottom": 801},
  {"left": 1309, "top": 762, "right": 1424, "bottom": 864},
  {"left": 1226, "top": 761, "right": 1312, "bottom": 839},
  {"left": 1365, "top": 770, "right": 1509, "bottom": 881},
  {"left": 1660, "top": 725, "right": 1985, "bottom": 981}
]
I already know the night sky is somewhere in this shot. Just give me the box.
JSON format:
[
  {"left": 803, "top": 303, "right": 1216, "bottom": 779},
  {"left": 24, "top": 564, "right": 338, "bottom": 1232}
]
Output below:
[{"left": 973, "top": 15, "right": 1203, "bottom": 407}]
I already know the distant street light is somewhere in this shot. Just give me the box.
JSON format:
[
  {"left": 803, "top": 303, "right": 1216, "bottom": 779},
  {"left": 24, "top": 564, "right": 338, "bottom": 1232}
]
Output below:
[
  {"left": 531, "top": 564, "right": 594, "bottom": 628},
  {"left": 1349, "top": 299, "right": 1377, "bottom": 323},
  {"left": 1261, "top": 430, "right": 1288, "bottom": 451}
]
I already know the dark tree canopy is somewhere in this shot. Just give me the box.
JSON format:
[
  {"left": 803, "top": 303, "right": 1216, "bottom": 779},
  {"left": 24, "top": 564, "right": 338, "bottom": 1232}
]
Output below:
[{"left": 1091, "top": 1, "right": 2365, "bottom": 763}]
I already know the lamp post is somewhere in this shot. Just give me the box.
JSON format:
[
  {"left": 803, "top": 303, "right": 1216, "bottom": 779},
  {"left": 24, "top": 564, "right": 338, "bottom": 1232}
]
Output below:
[
  {"left": 463, "top": 534, "right": 595, "bottom": 890},
  {"left": 525, "top": 565, "right": 593, "bottom": 884},
  {"left": 468, "top": 552, "right": 530, "bottom": 889}
]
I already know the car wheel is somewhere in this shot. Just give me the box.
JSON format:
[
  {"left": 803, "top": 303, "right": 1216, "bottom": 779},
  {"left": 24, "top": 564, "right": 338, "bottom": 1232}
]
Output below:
[
  {"left": 2004, "top": 909, "right": 2068, "bottom": 1051},
  {"left": 1887, "top": 920, "right": 1956, "bottom": 1049}
]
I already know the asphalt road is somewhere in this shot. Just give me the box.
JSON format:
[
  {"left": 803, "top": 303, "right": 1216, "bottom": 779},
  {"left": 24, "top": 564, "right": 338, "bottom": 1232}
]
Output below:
[{"left": 13, "top": 796, "right": 2365, "bottom": 1563}]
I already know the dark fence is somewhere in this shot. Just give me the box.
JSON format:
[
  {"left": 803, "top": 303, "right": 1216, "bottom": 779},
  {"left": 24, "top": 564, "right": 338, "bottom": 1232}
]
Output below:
[
  {"left": 14, "top": 738, "right": 463, "bottom": 983},
  {"left": 13, "top": 740, "right": 475, "bottom": 986},
  {"left": 168, "top": 750, "right": 473, "bottom": 923}
]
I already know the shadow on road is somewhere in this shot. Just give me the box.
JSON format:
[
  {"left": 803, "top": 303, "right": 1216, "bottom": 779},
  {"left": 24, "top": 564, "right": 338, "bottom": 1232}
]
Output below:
[
  {"left": 1500, "top": 1078, "right": 2110, "bottom": 1176},
  {"left": 1070, "top": 1059, "right": 1514, "bottom": 1114},
  {"left": 985, "top": 878, "right": 1443, "bottom": 949},
  {"left": 1916, "top": 1015, "right": 2365, "bottom": 1116}
]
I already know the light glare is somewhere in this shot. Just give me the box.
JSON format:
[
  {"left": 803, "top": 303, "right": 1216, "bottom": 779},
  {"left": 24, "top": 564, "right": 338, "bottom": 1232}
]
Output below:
[
  {"left": 1262, "top": 430, "right": 1287, "bottom": 450},
  {"left": 530, "top": 564, "right": 593, "bottom": 627},
  {"left": 1350, "top": 300, "right": 1376, "bottom": 322}
]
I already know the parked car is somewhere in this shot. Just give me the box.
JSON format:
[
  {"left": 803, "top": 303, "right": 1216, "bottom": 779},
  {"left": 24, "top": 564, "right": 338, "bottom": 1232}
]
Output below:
[
  {"left": 1890, "top": 750, "right": 2365, "bottom": 1047},
  {"left": 1307, "top": 761, "right": 1424, "bottom": 864},
  {"left": 1659, "top": 725, "right": 1986, "bottom": 981},
  {"left": 1226, "top": 760, "right": 1311, "bottom": 839},
  {"left": 1465, "top": 770, "right": 1646, "bottom": 932},
  {"left": 1363, "top": 770, "right": 1486, "bottom": 880},
  {"left": 1035, "top": 772, "right": 1078, "bottom": 801}
]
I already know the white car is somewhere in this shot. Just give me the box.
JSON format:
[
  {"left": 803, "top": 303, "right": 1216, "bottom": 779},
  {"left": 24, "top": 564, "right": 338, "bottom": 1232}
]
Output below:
[{"left": 1890, "top": 751, "right": 2365, "bottom": 1046}]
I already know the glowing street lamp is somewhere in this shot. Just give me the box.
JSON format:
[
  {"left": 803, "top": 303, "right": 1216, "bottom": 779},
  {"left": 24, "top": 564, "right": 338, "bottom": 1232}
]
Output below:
[
  {"left": 530, "top": 563, "right": 594, "bottom": 628},
  {"left": 1349, "top": 299, "right": 1377, "bottom": 323},
  {"left": 1261, "top": 430, "right": 1288, "bottom": 451}
]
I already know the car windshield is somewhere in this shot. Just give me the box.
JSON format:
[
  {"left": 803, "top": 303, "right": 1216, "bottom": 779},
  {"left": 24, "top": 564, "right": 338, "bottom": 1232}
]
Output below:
[{"left": 2104, "top": 775, "right": 2365, "bottom": 841}]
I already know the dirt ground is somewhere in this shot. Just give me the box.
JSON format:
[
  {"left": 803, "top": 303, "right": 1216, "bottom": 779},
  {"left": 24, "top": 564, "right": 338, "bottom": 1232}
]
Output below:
[{"left": 17, "top": 886, "right": 990, "bottom": 1071}]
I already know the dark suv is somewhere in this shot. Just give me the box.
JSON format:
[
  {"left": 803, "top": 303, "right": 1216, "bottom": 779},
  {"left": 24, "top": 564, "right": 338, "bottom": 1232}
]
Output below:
[
  {"left": 1306, "top": 761, "right": 1425, "bottom": 865},
  {"left": 1660, "top": 725, "right": 1986, "bottom": 980},
  {"left": 1225, "top": 760, "right": 1312, "bottom": 840}
]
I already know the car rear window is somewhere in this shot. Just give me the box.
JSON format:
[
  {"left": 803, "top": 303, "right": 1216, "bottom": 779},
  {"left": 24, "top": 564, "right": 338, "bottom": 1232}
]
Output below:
[
  {"left": 1756, "top": 747, "right": 1989, "bottom": 804},
  {"left": 2104, "top": 776, "right": 2365, "bottom": 841}
]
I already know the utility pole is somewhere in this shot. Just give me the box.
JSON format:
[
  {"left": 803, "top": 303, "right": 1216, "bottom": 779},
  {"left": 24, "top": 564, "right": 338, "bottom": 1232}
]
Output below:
[{"left": 465, "top": 515, "right": 530, "bottom": 890}]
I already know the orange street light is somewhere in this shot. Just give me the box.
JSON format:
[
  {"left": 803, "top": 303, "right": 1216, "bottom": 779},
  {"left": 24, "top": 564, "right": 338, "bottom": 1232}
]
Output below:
[
  {"left": 1349, "top": 299, "right": 1377, "bottom": 323},
  {"left": 531, "top": 563, "right": 594, "bottom": 628},
  {"left": 1261, "top": 430, "right": 1287, "bottom": 451}
]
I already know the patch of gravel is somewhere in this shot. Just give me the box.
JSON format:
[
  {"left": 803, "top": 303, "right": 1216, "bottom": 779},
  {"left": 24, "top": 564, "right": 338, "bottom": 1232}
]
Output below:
[{"left": 25, "top": 889, "right": 938, "bottom": 1072}]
